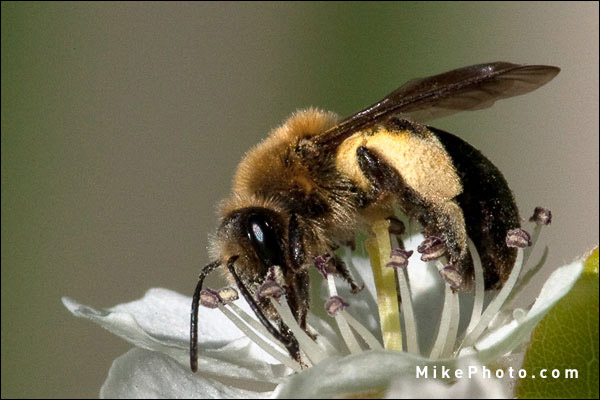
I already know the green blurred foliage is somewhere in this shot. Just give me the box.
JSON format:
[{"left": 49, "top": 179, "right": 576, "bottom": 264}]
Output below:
[{"left": 517, "top": 248, "right": 599, "bottom": 399}]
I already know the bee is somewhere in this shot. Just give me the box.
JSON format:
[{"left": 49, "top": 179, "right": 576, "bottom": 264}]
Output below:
[{"left": 190, "top": 62, "right": 559, "bottom": 371}]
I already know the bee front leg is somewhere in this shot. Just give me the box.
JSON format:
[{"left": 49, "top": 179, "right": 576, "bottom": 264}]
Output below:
[
  {"left": 283, "top": 268, "right": 311, "bottom": 331},
  {"left": 314, "top": 252, "right": 364, "bottom": 294},
  {"left": 285, "top": 214, "right": 316, "bottom": 338},
  {"left": 288, "top": 213, "right": 305, "bottom": 272},
  {"left": 356, "top": 145, "right": 470, "bottom": 286},
  {"left": 332, "top": 256, "right": 364, "bottom": 294}
]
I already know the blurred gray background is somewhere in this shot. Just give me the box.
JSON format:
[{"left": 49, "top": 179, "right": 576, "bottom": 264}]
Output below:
[{"left": 2, "top": 2, "right": 598, "bottom": 398}]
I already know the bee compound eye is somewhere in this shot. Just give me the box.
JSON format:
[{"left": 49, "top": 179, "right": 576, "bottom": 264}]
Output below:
[{"left": 247, "top": 213, "right": 284, "bottom": 268}]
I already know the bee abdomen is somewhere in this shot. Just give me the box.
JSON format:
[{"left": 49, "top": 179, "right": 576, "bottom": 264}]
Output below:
[{"left": 431, "top": 127, "right": 520, "bottom": 289}]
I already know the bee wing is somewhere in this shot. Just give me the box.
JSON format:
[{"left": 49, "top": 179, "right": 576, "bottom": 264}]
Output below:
[{"left": 313, "top": 62, "right": 560, "bottom": 146}]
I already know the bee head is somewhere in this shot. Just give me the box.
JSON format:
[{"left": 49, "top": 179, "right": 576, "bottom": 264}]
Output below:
[
  {"left": 213, "top": 206, "right": 288, "bottom": 278},
  {"left": 193, "top": 205, "right": 298, "bottom": 371}
]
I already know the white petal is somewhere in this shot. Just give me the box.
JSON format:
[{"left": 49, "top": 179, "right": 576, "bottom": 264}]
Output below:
[
  {"left": 204, "top": 337, "right": 291, "bottom": 379},
  {"left": 63, "top": 288, "right": 242, "bottom": 349},
  {"left": 527, "top": 260, "right": 584, "bottom": 315},
  {"left": 101, "top": 348, "right": 275, "bottom": 399},
  {"left": 469, "top": 260, "right": 583, "bottom": 364},
  {"left": 62, "top": 288, "right": 288, "bottom": 378},
  {"left": 273, "top": 350, "right": 452, "bottom": 398}
]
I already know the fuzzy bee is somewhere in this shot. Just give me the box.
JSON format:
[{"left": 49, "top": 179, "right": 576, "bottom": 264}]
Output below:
[{"left": 190, "top": 62, "right": 559, "bottom": 371}]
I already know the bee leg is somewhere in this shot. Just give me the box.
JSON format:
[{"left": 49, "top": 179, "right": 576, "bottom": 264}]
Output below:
[
  {"left": 356, "top": 146, "right": 469, "bottom": 286},
  {"left": 315, "top": 252, "right": 364, "bottom": 294},
  {"left": 386, "top": 215, "right": 406, "bottom": 249},
  {"left": 285, "top": 215, "right": 317, "bottom": 340},
  {"left": 288, "top": 213, "right": 305, "bottom": 272},
  {"left": 277, "top": 320, "right": 307, "bottom": 366},
  {"left": 283, "top": 267, "right": 313, "bottom": 330},
  {"left": 419, "top": 201, "right": 470, "bottom": 277},
  {"left": 344, "top": 238, "right": 356, "bottom": 251},
  {"left": 289, "top": 212, "right": 362, "bottom": 294},
  {"left": 227, "top": 258, "right": 302, "bottom": 364},
  {"left": 332, "top": 256, "right": 364, "bottom": 294},
  {"left": 356, "top": 145, "right": 417, "bottom": 196}
]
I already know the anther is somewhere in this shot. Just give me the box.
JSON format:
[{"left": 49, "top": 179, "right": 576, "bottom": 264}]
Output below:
[
  {"left": 217, "top": 287, "right": 239, "bottom": 304},
  {"left": 258, "top": 280, "right": 284, "bottom": 300},
  {"left": 529, "top": 207, "right": 552, "bottom": 226},
  {"left": 439, "top": 265, "right": 463, "bottom": 291},
  {"left": 417, "top": 236, "right": 447, "bottom": 261},
  {"left": 266, "top": 266, "right": 277, "bottom": 281},
  {"left": 506, "top": 228, "right": 532, "bottom": 248},
  {"left": 386, "top": 216, "right": 406, "bottom": 236},
  {"left": 199, "top": 288, "right": 221, "bottom": 309},
  {"left": 387, "top": 248, "right": 413, "bottom": 269},
  {"left": 314, "top": 253, "right": 334, "bottom": 278},
  {"left": 324, "top": 295, "right": 349, "bottom": 317}
]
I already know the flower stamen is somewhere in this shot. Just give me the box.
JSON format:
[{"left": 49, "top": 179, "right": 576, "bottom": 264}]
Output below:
[
  {"left": 512, "top": 307, "right": 527, "bottom": 323},
  {"left": 430, "top": 261, "right": 460, "bottom": 359},
  {"left": 270, "top": 299, "right": 327, "bottom": 364},
  {"left": 314, "top": 253, "right": 335, "bottom": 279},
  {"left": 217, "top": 287, "right": 239, "bottom": 304},
  {"left": 217, "top": 304, "right": 303, "bottom": 372},
  {"left": 387, "top": 248, "right": 419, "bottom": 355},
  {"left": 507, "top": 208, "right": 552, "bottom": 305},
  {"left": 439, "top": 265, "right": 463, "bottom": 291},
  {"left": 339, "top": 310, "right": 384, "bottom": 350},
  {"left": 465, "top": 238, "right": 485, "bottom": 335},
  {"left": 507, "top": 246, "right": 549, "bottom": 306},
  {"left": 417, "top": 236, "right": 447, "bottom": 261},
  {"left": 461, "top": 245, "right": 525, "bottom": 348},
  {"left": 529, "top": 206, "right": 552, "bottom": 226},
  {"left": 199, "top": 288, "right": 221, "bottom": 309},
  {"left": 438, "top": 265, "right": 461, "bottom": 357},
  {"left": 523, "top": 225, "right": 541, "bottom": 266},
  {"left": 258, "top": 280, "right": 284, "bottom": 301},
  {"left": 325, "top": 274, "right": 362, "bottom": 354},
  {"left": 430, "top": 281, "right": 454, "bottom": 359},
  {"left": 227, "top": 302, "right": 287, "bottom": 352},
  {"left": 506, "top": 228, "right": 532, "bottom": 249},
  {"left": 324, "top": 295, "right": 349, "bottom": 317},
  {"left": 442, "top": 291, "right": 460, "bottom": 358}
]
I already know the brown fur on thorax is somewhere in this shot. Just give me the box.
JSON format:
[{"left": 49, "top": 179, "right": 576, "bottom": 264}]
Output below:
[
  {"left": 222, "top": 109, "right": 362, "bottom": 256},
  {"left": 213, "top": 109, "right": 473, "bottom": 292}
]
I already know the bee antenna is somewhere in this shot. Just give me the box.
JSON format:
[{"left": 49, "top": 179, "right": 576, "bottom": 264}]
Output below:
[
  {"left": 190, "top": 260, "right": 222, "bottom": 373},
  {"left": 227, "top": 257, "right": 302, "bottom": 364}
]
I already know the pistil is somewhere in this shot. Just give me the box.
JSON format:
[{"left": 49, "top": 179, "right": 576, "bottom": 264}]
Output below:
[{"left": 365, "top": 219, "right": 403, "bottom": 351}]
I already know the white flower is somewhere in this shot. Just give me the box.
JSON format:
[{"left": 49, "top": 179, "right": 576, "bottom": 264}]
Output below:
[{"left": 63, "top": 226, "right": 583, "bottom": 398}]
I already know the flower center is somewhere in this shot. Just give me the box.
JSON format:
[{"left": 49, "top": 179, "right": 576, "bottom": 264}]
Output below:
[{"left": 200, "top": 208, "right": 549, "bottom": 372}]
